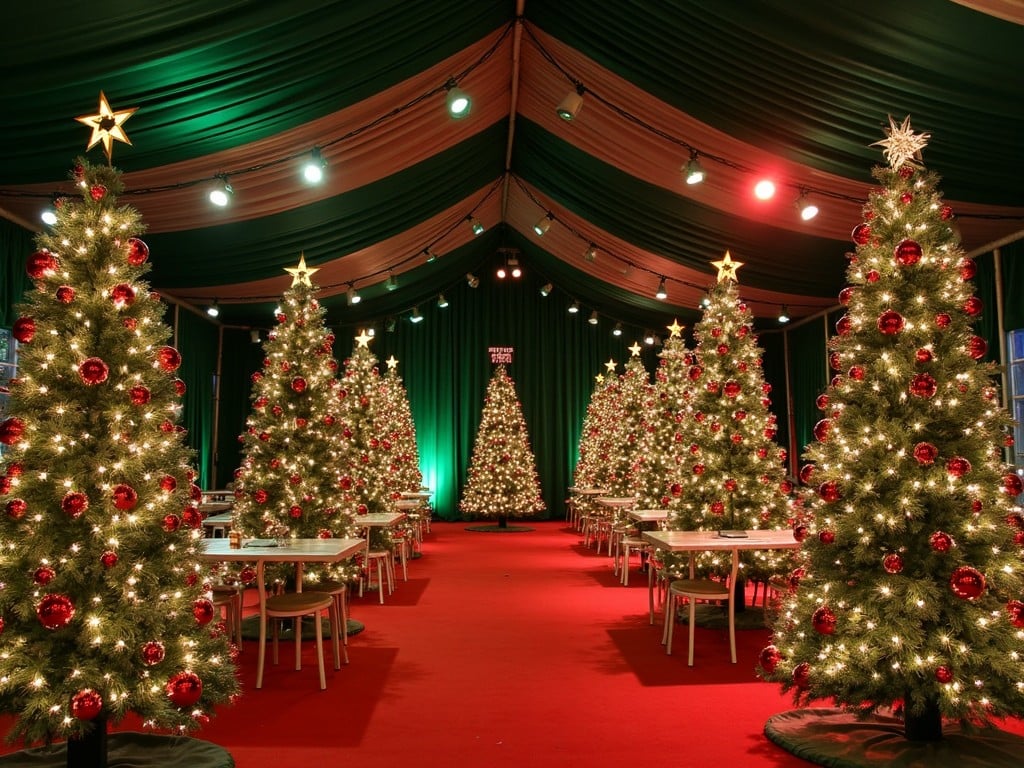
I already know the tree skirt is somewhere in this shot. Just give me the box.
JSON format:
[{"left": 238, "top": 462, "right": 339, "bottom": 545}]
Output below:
[
  {"left": 765, "top": 708, "right": 1024, "bottom": 768},
  {"left": 464, "top": 525, "right": 533, "bottom": 533},
  {"left": 239, "top": 615, "right": 363, "bottom": 641},
  {"left": 0, "top": 733, "right": 233, "bottom": 767}
]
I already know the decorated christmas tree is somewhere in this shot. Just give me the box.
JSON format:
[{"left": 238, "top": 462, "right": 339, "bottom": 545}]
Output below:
[
  {"left": 573, "top": 363, "right": 621, "bottom": 491},
  {"left": 0, "top": 153, "right": 238, "bottom": 756},
  {"left": 232, "top": 257, "right": 357, "bottom": 582},
  {"left": 759, "top": 117, "right": 1024, "bottom": 742},
  {"left": 635, "top": 321, "right": 692, "bottom": 509},
  {"left": 604, "top": 345, "right": 654, "bottom": 499},
  {"left": 663, "top": 254, "right": 792, "bottom": 580},
  {"left": 379, "top": 356, "right": 423, "bottom": 493},
  {"left": 459, "top": 365, "right": 545, "bottom": 527}
]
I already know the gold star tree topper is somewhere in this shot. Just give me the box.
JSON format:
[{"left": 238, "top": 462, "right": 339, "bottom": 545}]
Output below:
[
  {"left": 604, "top": 358, "right": 617, "bottom": 374},
  {"left": 666, "top": 319, "right": 685, "bottom": 338},
  {"left": 628, "top": 342, "right": 643, "bottom": 357},
  {"left": 871, "top": 115, "right": 931, "bottom": 169},
  {"left": 385, "top": 355, "right": 399, "bottom": 370},
  {"left": 355, "top": 330, "right": 374, "bottom": 348},
  {"left": 74, "top": 91, "right": 137, "bottom": 164},
  {"left": 284, "top": 253, "right": 319, "bottom": 287},
  {"left": 711, "top": 251, "right": 743, "bottom": 283},
  {"left": 594, "top": 373, "right": 605, "bottom": 384}
]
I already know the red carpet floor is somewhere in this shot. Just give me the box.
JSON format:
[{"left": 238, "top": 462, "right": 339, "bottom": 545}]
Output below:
[{"left": 5, "top": 521, "right": 1022, "bottom": 767}]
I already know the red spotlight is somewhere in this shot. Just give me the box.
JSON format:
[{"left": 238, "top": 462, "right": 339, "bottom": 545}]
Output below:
[{"left": 754, "top": 179, "right": 776, "bottom": 200}]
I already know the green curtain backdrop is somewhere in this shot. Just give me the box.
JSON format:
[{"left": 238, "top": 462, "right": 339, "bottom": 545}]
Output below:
[
  {"left": 786, "top": 316, "right": 829, "bottom": 460},
  {"left": 1001, "top": 242, "right": 1024, "bottom": 332},
  {"left": 171, "top": 307, "right": 219, "bottom": 489},
  {"left": 1, "top": 219, "right": 34, "bottom": 327},
  {"left": 216, "top": 328, "right": 266, "bottom": 490}
]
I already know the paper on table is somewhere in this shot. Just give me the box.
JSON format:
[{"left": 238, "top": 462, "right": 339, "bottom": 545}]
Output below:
[{"left": 244, "top": 539, "right": 279, "bottom": 548}]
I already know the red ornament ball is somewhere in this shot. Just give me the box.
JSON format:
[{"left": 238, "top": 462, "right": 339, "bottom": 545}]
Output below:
[
  {"left": 723, "top": 478, "right": 738, "bottom": 492},
  {"left": 123, "top": 317, "right": 138, "bottom": 331},
  {"left": 877, "top": 310, "right": 905, "bottom": 335},
  {"left": 128, "top": 385, "right": 151, "bottom": 405},
  {"left": 793, "top": 662, "right": 811, "bottom": 690},
  {"left": 709, "top": 500, "right": 725, "bottom": 516},
  {"left": 173, "top": 379, "right": 187, "bottom": 396},
  {"left": 789, "top": 567, "right": 806, "bottom": 588},
  {"left": 971, "top": 499, "right": 984, "bottom": 514},
  {"left": 759, "top": 645, "right": 782, "bottom": 674},
  {"left": 793, "top": 524, "right": 809, "bottom": 542},
  {"left": 192, "top": 598, "right": 215, "bottom": 625},
  {"left": 1, "top": 417, "right": 26, "bottom": 444},
  {"left": 894, "top": 239, "right": 922, "bottom": 266},
  {"left": 160, "top": 420, "right": 176, "bottom": 433},
  {"left": 357, "top": 503, "right": 369, "bottom": 515},
  {"left": 959, "top": 258, "right": 977, "bottom": 281},
  {"left": 291, "top": 377, "right": 307, "bottom": 393},
  {"left": 109, "top": 283, "right": 137, "bottom": 307},
  {"left": 692, "top": 464, "right": 705, "bottom": 476},
  {"left": 126, "top": 238, "right": 149, "bottom": 265},
  {"left": 70, "top": 689, "right": 103, "bottom": 720},
  {"left": 838, "top": 286, "right": 854, "bottom": 306},
  {"left": 848, "top": 365, "right": 866, "bottom": 381},
  {"left": 818, "top": 529, "right": 835, "bottom": 544},
  {"left": 946, "top": 456, "right": 972, "bottom": 478},
  {"left": 835, "top": 315, "right": 851, "bottom": 336},
  {"left": 716, "top": 343, "right": 729, "bottom": 356},
  {"left": 935, "top": 312, "right": 952, "bottom": 329},
  {"left": 963, "top": 296, "right": 984, "bottom": 317},
  {"left": 90, "top": 184, "right": 106, "bottom": 201},
  {"left": 799, "top": 464, "right": 815, "bottom": 485},
  {"left": 55, "top": 285, "right": 76, "bottom": 304},
  {"left": 929, "top": 531, "right": 954, "bottom": 553},
  {"left": 963, "top": 335, "right": 986, "bottom": 360},
  {"left": 182, "top": 508, "right": 202, "bottom": 529},
  {"left": 935, "top": 666, "right": 953, "bottom": 685},
  {"left": 828, "top": 352, "right": 842, "bottom": 371},
  {"left": 812, "top": 606, "right": 836, "bottom": 635},
  {"left": 913, "top": 442, "right": 939, "bottom": 465},
  {"left": 851, "top": 223, "right": 871, "bottom": 245},
  {"left": 882, "top": 553, "right": 904, "bottom": 574},
  {"left": 909, "top": 373, "right": 937, "bottom": 399},
  {"left": 817, "top": 481, "right": 842, "bottom": 503},
  {"left": 899, "top": 192, "right": 913, "bottom": 205},
  {"left": 61, "top": 491, "right": 89, "bottom": 518},
  {"left": 5, "top": 498, "right": 27, "bottom": 520},
  {"left": 1006, "top": 600, "right": 1024, "bottom": 629},
  {"left": 33, "top": 566, "right": 56, "bottom": 585},
  {"left": 940, "top": 205, "right": 954, "bottom": 221},
  {"left": 78, "top": 357, "right": 110, "bottom": 386},
  {"left": 705, "top": 380, "right": 720, "bottom": 394},
  {"left": 162, "top": 514, "right": 181, "bottom": 532},
  {"left": 12, "top": 317, "right": 36, "bottom": 343},
  {"left": 37, "top": 593, "right": 75, "bottom": 629},
  {"left": 159, "top": 475, "right": 177, "bottom": 493},
  {"left": 915, "top": 348, "right": 933, "bottom": 364},
  {"left": 865, "top": 270, "right": 880, "bottom": 283},
  {"left": 780, "top": 479, "right": 794, "bottom": 494},
  {"left": 26, "top": 250, "right": 58, "bottom": 279},
  {"left": 165, "top": 671, "right": 203, "bottom": 708},
  {"left": 239, "top": 567, "right": 257, "bottom": 585},
  {"left": 950, "top": 566, "right": 986, "bottom": 600},
  {"left": 289, "top": 505, "right": 303, "bottom": 518},
  {"left": 1002, "top": 473, "right": 1023, "bottom": 497},
  {"left": 813, "top": 418, "right": 831, "bottom": 443},
  {"left": 111, "top": 483, "right": 138, "bottom": 511},
  {"left": 141, "top": 641, "right": 166, "bottom": 666},
  {"left": 723, "top": 380, "right": 741, "bottom": 398},
  {"left": 157, "top": 347, "right": 182, "bottom": 373},
  {"left": 814, "top": 394, "right": 829, "bottom": 411}
]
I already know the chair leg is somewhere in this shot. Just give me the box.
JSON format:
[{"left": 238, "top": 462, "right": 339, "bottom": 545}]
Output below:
[
  {"left": 688, "top": 598, "right": 697, "bottom": 666},
  {"left": 256, "top": 614, "right": 268, "bottom": 689},
  {"left": 376, "top": 558, "right": 384, "bottom": 604},
  {"left": 294, "top": 617, "right": 303, "bottom": 671},
  {"left": 665, "top": 594, "right": 676, "bottom": 654},
  {"left": 315, "top": 610, "right": 326, "bottom": 690},
  {"left": 328, "top": 603, "right": 342, "bottom": 670}
]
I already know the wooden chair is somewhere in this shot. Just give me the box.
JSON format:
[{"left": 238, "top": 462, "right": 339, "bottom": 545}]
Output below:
[
  {"left": 257, "top": 591, "right": 341, "bottom": 689},
  {"left": 662, "top": 577, "right": 735, "bottom": 666},
  {"left": 304, "top": 580, "right": 350, "bottom": 665},
  {"left": 616, "top": 533, "right": 648, "bottom": 586}
]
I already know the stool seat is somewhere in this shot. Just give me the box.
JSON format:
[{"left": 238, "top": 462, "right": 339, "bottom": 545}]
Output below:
[
  {"left": 259, "top": 591, "right": 340, "bottom": 690},
  {"left": 663, "top": 578, "right": 734, "bottom": 666}
]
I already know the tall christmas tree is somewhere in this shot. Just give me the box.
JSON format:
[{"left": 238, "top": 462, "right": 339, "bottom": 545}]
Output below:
[
  {"left": 379, "top": 356, "right": 423, "bottom": 493},
  {"left": 460, "top": 365, "right": 545, "bottom": 527},
  {"left": 663, "top": 254, "right": 792, "bottom": 580},
  {"left": 605, "top": 345, "right": 654, "bottom": 499},
  {"left": 635, "top": 321, "right": 693, "bottom": 509},
  {"left": 573, "top": 363, "right": 621, "bottom": 491},
  {"left": 0, "top": 153, "right": 238, "bottom": 754},
  {"left": 759, "top": 117, "right": 1024, "bottom": 741},
  {"left": 232, "top": 257, "right": 357, "bottom": 581}
]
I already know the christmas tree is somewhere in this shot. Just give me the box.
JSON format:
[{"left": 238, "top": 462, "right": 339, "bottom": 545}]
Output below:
[
  {"left": 0, "top": 157, "right": 238, "bottom": 750},
  {"left": 663, "top": 254, "right": 792, "bottom": 581},
  {"left": 379, "top": 356, "right": 423, "bottom": 493},
  {"left": 459, "top": 365, "right": 545, "bottom": 526},
  {"left": 573, "top": 364, "right": 621, "bottom": 492},
  {"left": 635, "top": 321, "right": 693, "bottom": 509},
  {"left": 605, "top": 345, "right": 654, "bottom": 499},
  {"left": 232, "top": 258, "right": 357, "bottom": 583},
  {"left": 759, "top": 117, "right": 1024, "bottom": 741}
]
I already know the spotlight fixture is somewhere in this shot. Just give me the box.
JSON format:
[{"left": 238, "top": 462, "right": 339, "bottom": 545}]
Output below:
[
  {"left": 754, "top": 179, "right": 776, "bottom": 200},
  {"left": 701, "top": 294, "right": 711, "bottom": 308},
  {"left": 209, "top": 175, "right": 233, "bottom": 207},
  {"left": 466, "top": 272, "right": 480, "bottom": 288},
  {"left": 424, "top": 248, "right": 438, "bottom": 263},
  {"left": 795, "top": 190, "right": 819, "bottom": 221},
  {"left": 612, "top": 322, "right": 623, "bottom": 337},
  {"left": 366, "top": 327, "right": 375, "bottom": 337},
  {"left": 386, "top": 317, "right": 397, "bottom": 333},
  {"left": 655, "top": 277, "right": 667, "bottom": 300},
  {"left": 346, "top": 283, "right": 361, "bottom": 305},
  {"left": 410, "top": 306, "right": 424, "bottom": 323},
  {"left": 496, "top": 263, "right": 507, "bottom": 280},
  {"left": 206, "top": 299, "right": 220, "bottom": 318},
  {"left": 533, "top": 213, "right": 553, "bottom": 236},
  {"left": 445, "top": 78, "right": 471, "bottom": 119},
  {"left": 249, "top": 329, "right": 261, "bottom": 344},
  {"left": 509, "top": 256, "right": 522, "bottom": 278},
  {"left": 385, "top": 273, "right": 398, "bottom": 291},
  {"left": 302, "top": 147, "right": 327, "bottom": 184},
  {"left": 41, "top": 197, "right": 58, "bottom": 226},
  {"left": 540, "top": 282, "right": 553, "bottom": 297},
  {"left": 556, "top": 83, "right": 585, "bottom": 121},
  {"left": 644, "top": 331, "right": 655, "bottom": 345},
  {"left": 568, "top": 300, "right": 580, "bottom": 314},
  {"left": 584, "top": 244, "right": 597, "bottom": 263},
  {"left": 437, "top": 293, "right": 449, "bottom": 308},
  {"left": 467, "top": 215, "right": 484, "bottom": 236},
  {"left": 683, "top": 150, "right": 706, "bottom": 185},
  {"left": 778, "top": 305, "right": 791, "bottom": 324},
  {"left": 588, "top": 310, "right": 599, "bottom": 325}
]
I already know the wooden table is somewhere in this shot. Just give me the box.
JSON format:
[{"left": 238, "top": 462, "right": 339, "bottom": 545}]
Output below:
[
  {"left": 642, "top": 529, "right": 801, "bottom": 660},
  {"left": 355, "top": 511, "right": 409, "bottom": 582},
  {"left": 198, "top": 537, "right": 364, "bottom": 688},
  {"left": 202, "top": 511, "right": 234, "bottom": 537},
  {"left": 199, "top": 500, "right": 232, "bottom": 515},
  {"left": 628, "top": 509, "right": 669, "bottom": 524}
]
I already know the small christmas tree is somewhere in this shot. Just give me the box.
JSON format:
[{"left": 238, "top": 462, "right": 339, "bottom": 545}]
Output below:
[
  {"left": 232, "top": 257, "right": 357, "bottom": 583},
  {"left": 663, "top": 254, "right": 792, "bottom": 582},
  {"left": 379, "top": 356, "right": 423, "bottom": 493},
  {"left": 759, "top": 117, "right": 1024, "bottom": 742},
  {"left": 0, "top": 156, "right": 238, "bottom": 758},
  {"left": 604, "top": 345, "right": 654, "bottom": 499},
  {"left": 460, "top": 365, "right": 545, "bottom": 527},
  {"left": 573, "top": 363, "right": 621, "bottom": 492}
]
